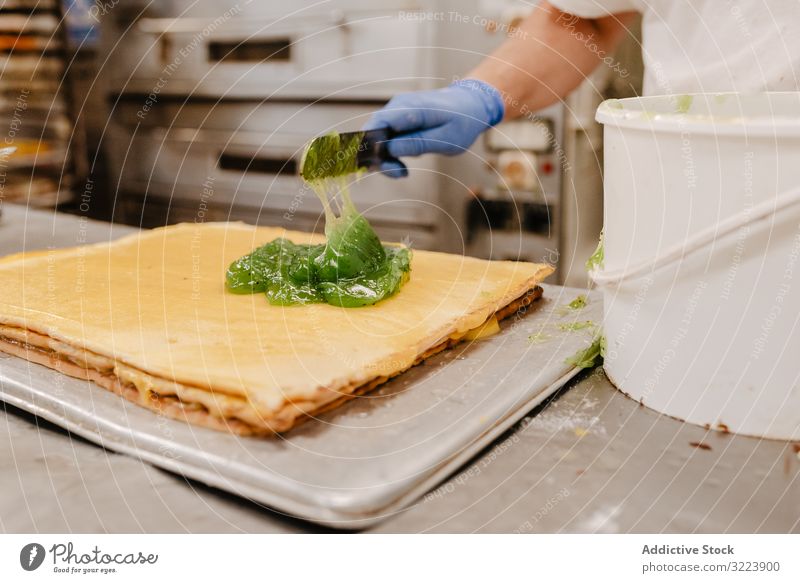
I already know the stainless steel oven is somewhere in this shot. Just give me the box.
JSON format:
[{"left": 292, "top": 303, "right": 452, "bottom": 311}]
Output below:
[
  {"left": 103, "top": 0, "right": 446, "bottom": 249},
  {"left": 102, "top": 0, "right": 608, "bottom": 283},
  {"left": 106, "top": 5, "right": 438, "bottom": 99}
]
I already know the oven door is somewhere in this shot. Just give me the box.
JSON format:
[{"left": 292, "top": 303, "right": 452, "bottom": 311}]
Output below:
[{"left": 108, "top": 12, "right": 436, "bottom": 99}]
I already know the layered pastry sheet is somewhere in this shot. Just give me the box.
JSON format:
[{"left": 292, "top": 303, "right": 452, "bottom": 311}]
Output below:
[{"left": 0, "top": 222, "right": 553, "bottom": 435}]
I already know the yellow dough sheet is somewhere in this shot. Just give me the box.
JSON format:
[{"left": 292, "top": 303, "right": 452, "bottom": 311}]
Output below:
[{"left": 0, "top": 222, "right": 553, "bottom": 435}]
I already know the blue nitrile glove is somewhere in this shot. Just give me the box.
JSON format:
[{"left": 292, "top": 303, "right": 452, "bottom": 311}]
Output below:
[{"left": 362, "top": 79, "right": 505, "bottom": 178}]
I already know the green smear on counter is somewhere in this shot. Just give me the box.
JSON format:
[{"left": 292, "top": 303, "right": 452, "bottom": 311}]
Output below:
[
  {"left": 558, "top": 320, "right": 596, "bottom": 332},
  {"left": 566, "top": 334, "right": 606, "bottom": 369},
  {"left": 585, "top": 231, "right": 604, "bottom": 271},
  {"left": 527, "top": 331, "right": 550, "bottom": 344},
  {"left": 227, "top": 134, "right": 411, "bottom": 308},
  {"left": 556, "top": 294, "right": 589, "bottom": 316},
  {"left": 568, "top": 295, "right": 587, "bottom": 310}
]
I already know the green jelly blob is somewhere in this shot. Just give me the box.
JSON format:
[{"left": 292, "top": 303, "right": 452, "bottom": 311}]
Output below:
[{"left": 227, "top": 156, "right": 411, "bottom": 308}]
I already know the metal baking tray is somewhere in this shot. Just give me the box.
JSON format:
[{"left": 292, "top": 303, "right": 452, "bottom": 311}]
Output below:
[{"left": 0, "top": 284, "right": 601, "bottom": 528}]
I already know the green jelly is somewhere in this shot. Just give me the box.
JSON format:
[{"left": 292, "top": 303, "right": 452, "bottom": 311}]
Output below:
[
  {"left": 226, "top": 236, "right": 411, "bottom": 308},
  {"left": 227, "top": 137, "right": 412, "bottom": 308}
]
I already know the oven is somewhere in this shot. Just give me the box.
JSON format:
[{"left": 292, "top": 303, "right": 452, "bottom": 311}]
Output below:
[
  {"left": 102, "top": 0, "right": 606, "bottom": 283},
  {"left": 104, "top": 0, "right": 447, "bottom": 249}
]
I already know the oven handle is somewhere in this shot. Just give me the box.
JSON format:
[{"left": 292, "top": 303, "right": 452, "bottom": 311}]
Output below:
[
  {"left": 135, "top": 10, "right": 348, "bottom": 35},
  {"left": 144, "top": 127, "right": 304, "bottom": 150},
  {"left": 217, "top": 151, "right": 298, "bottom": 176}
]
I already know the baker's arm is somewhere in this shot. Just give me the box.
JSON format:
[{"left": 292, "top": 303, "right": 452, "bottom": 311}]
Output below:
[
  {"left": 470, "top": 2, "right": 635, "bottom": 117},
  {"left": 364, "top": 2, "right": 635, "bottom": 177}
]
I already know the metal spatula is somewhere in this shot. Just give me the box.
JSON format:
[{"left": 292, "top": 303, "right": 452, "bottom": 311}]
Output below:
[{"left": 300, "top": 128, "right": 399, "bottom": 181}]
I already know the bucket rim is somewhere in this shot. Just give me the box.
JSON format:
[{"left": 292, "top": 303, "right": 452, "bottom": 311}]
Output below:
[{"left": 596, "top": 92, "right": 800, "bottom": 137}]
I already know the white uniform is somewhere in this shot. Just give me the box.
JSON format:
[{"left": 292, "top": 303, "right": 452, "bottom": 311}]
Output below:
[{"left": 549, "top": 0, "right": 800, "bottom": 95}]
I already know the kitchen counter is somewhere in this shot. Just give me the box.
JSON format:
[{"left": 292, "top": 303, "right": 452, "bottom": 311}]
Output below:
[{"left": 1, "top": 205, "right": 797, "bottom": 533}]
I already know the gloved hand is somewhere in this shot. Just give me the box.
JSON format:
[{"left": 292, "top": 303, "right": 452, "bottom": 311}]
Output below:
[{"left": 362, "top": 79, "right": 505, "bottom": 178}]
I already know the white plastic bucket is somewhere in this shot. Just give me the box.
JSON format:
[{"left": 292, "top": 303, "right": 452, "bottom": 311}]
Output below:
[{"left": 594, "top": 93, "right": 800, "bottom": 440}]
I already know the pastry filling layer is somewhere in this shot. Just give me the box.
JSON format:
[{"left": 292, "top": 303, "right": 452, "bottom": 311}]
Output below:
[{"left": 0, "top": 287, "right": 542, "bottom": 436}]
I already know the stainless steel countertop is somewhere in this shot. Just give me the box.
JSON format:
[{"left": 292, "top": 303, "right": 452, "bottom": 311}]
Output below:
[{"left": 1, "top": 205, "right": 798, "bottom": 533}]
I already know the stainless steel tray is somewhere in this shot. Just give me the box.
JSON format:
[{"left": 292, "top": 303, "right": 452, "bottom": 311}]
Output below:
[{"left": 0, "top": 284, "right": 601, "bottom": 528}]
